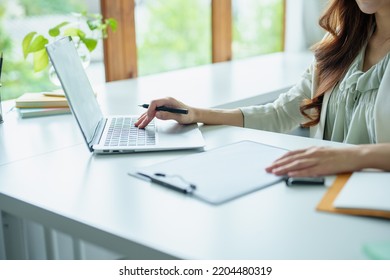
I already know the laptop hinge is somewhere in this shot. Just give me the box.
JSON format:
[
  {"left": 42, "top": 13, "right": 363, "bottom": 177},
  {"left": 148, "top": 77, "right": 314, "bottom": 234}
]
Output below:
[{"left": 89, "top": 118, "right": 107, "bottom": 150}]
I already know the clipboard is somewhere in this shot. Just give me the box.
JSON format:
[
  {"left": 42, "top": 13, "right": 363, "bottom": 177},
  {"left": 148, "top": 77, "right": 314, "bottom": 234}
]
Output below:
[
  {"left": 128, "top": 140, "right": 287, "bottom": 205},
  {"left": 316, "top": 173, "right": 390, "bottom": 219}
]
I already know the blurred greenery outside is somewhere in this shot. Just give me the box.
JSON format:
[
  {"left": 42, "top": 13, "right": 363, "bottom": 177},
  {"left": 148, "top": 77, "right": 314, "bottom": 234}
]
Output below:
[
  {"left": 0, "top": 0, "right": 283, "bottom": 101},
  {"left": 0, "top": 0, "right": 87, "bottom": 101}
]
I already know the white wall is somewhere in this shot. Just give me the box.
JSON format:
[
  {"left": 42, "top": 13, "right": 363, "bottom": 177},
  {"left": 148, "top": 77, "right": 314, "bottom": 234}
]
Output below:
[
  {"left": 285, "top": 0, "right": 328, "bottom": 52},
  {"left": 85, "top": 0, "right": 100, "bottom": 13}
]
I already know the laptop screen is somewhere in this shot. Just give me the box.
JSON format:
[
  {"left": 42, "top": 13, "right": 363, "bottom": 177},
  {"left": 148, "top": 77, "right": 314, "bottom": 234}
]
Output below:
[{"left": 46, "top": 37, "right": 103, "bottom": 146}]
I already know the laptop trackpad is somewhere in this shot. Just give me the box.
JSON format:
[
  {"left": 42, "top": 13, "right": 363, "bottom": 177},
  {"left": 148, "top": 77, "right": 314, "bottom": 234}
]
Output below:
[{"left": 156, "top": 120, "right": 205, "bottom": 148}]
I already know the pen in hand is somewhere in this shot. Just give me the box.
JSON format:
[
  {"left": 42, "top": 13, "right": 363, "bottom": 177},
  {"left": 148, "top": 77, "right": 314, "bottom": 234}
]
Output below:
[{"left": 139, "top": 104, "right": 189, "bottom": 114}]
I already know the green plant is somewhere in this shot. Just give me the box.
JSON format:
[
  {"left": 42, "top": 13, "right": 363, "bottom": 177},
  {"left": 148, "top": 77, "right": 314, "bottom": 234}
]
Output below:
[{"left": 22, "top": 11, "right": 117, "bottom": 72}]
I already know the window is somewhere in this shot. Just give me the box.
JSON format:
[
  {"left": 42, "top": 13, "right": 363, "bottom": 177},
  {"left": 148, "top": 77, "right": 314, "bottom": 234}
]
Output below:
[
  {"left": 1, "top": 0, "right": 285, "bottom": 100},
  {"left": 135, "top": 0, "right": 284, "bottom": 73},
  {"left": 232, "top": 0, "right": 284, "bottom": 59},
  {"left": 135, "top": 0, "right": 211, "bottom": 76}
]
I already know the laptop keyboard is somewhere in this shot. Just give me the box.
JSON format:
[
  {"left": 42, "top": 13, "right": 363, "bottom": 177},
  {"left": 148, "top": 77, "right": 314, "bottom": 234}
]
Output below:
[{"left": 104, "top": 117, "right": 156, "bottom": 147}]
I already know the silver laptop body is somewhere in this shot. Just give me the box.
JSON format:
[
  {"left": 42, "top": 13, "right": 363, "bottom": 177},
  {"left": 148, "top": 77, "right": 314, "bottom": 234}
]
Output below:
[{"left": 46, "top": 37, "right": 205, "bottom": 154}]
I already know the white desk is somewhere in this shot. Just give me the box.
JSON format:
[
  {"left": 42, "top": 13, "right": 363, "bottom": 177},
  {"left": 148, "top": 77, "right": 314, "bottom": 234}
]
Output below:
[{"left": 1, "top": 52, "right": 388, "bottom": 259}]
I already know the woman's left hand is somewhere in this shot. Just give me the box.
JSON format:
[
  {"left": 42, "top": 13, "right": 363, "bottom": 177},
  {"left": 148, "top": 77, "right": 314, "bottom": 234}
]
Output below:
[{"left": 265, "top": 146, "right": 362, "bottom": 177}]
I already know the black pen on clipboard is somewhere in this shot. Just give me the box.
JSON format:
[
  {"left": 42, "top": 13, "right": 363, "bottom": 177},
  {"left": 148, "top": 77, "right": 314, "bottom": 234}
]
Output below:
[{"left": 128, "top": 171, "right": 196, "bottom": 194}]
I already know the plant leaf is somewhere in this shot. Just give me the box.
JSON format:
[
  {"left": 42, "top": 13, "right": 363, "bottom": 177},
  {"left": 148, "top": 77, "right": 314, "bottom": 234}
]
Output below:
[
  {"left": 33, "top": 49, "right": 49, "bottom": 72},
  {"left": 86, "top": 19, "right": 100, "bottom": 31},
  {"left": 63, "top": 27, "right": 86, "bottom": 39},
  {"left": 48, "top": 21, "right": 69, "bottom": 37},
  {"left": 81, "top": 38, "right": 98, "bottom": 52},
  {"left": 107, "top": 18, "right": 118, "bottom": 32},
  {"left": 22, "top": 32, "right": 37, "bottom": 58},
  {"left": 27, "top": 35, "right": 49, "bottom": 54}
]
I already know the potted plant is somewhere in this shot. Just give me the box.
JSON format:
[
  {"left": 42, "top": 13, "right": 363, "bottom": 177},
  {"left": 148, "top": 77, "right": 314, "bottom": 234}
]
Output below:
[{"left": 22, "top": 11, "right": 117, "bottom": 73}]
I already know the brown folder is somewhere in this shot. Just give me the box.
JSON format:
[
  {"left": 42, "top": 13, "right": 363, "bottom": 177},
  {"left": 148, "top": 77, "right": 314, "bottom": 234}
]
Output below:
[{"left": 316, "top": 173, "right": 390, "bottom": 219}]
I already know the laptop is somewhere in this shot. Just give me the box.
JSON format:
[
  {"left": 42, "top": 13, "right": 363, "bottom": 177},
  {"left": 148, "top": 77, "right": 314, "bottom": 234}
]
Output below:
[{"left": 46, "top": 37, "right": 205, "bottom": 154}]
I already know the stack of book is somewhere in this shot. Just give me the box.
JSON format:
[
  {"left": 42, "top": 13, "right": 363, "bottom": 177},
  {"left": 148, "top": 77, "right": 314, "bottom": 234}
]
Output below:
[{"left": 15, "top": 90, "right": 71, "bottom": 118}]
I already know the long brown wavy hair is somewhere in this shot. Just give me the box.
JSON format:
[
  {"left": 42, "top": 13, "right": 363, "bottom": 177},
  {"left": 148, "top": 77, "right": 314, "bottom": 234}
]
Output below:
[{"left": 300, "top": 0, "right": 375, "bottom": 127}]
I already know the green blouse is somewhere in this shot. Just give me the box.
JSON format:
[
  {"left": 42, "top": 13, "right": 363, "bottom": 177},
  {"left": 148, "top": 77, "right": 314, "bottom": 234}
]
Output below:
[{"left": 324, "top": 47, "right": 390, "bottom": 144}]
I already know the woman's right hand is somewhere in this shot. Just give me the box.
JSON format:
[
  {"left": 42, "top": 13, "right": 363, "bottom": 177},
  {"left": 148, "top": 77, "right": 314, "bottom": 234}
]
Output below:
[{"left": 135, "top": 97, "right": 196, "bottom": 128}]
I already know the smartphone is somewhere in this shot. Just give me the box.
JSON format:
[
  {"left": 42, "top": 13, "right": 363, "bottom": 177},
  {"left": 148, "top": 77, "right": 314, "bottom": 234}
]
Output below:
[{"left": 285, "top": 177, "right": 325, "bottom": 186}]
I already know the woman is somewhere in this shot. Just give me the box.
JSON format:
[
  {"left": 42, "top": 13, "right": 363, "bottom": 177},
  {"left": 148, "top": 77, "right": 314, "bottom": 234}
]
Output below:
[{"left": 136, "top": 0, "right": 390, "bottom": 177}]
